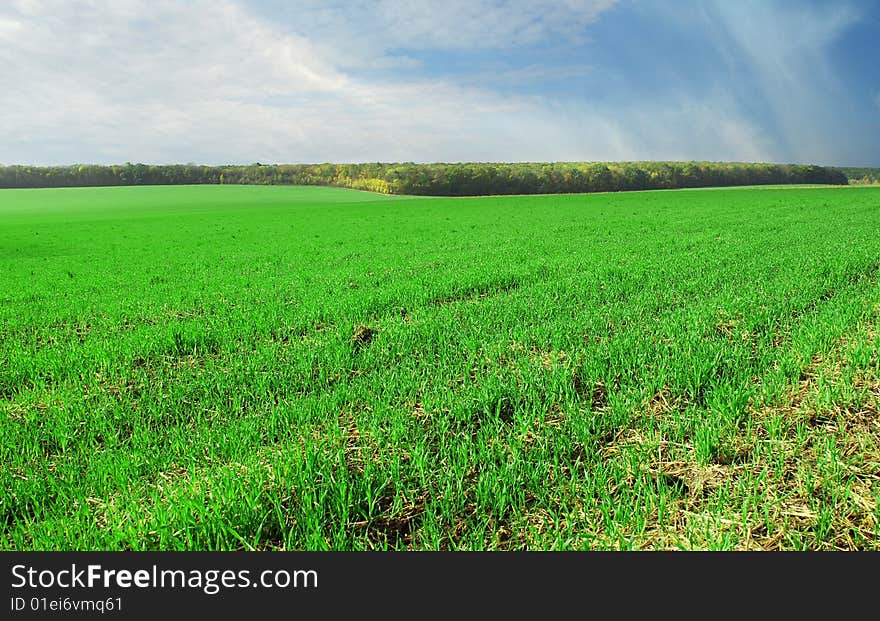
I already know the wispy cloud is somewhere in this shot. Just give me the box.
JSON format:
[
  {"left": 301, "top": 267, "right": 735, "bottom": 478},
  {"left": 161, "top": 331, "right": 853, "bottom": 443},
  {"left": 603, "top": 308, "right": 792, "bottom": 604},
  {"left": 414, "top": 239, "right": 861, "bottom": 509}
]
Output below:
[
  {"left": 695, "top": 0, "right": 862, "bottom": 163},
  {"left": 0, "top": 0, "right": 874, "bottom": 166},
  {"left": 245, "top": 0, "right": 617, "bottom": 66}
]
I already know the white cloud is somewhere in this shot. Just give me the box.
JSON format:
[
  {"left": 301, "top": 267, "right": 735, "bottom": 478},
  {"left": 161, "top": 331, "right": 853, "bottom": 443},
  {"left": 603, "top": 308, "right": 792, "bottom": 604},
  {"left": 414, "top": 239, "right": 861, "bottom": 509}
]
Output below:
[
  {"left": 0, "top": 0, "right": 631, "bottom": 164},
  {"left": 0, "top": 0, "right": 865, "bottom": 166},
  {"left": 0, "top": 0, "right": 535, "bottom": 163}
]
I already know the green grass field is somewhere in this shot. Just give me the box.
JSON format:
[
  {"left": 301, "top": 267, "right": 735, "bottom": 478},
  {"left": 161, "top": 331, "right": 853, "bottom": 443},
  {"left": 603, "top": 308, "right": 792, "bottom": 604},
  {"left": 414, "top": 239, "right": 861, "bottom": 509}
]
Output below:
[{"left": 2, "top": 184, "right": 879, "bottom": 550}]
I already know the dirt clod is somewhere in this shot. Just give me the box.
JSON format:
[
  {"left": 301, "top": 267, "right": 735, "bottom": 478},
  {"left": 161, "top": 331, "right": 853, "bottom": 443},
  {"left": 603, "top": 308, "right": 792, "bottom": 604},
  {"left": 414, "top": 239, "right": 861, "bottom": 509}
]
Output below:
[{"left": 352, "top": 324, "right": 376, "bottom": 348}]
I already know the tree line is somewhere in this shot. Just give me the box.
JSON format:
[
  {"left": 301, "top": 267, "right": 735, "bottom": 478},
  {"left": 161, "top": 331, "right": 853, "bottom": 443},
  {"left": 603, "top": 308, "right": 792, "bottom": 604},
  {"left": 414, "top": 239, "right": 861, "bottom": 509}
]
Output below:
[
  {"left": 0, "top": 161, "right": 851, "bottom": 195},
  {"left": 838, "top": 167, "right": 880, "bottom": 185}
]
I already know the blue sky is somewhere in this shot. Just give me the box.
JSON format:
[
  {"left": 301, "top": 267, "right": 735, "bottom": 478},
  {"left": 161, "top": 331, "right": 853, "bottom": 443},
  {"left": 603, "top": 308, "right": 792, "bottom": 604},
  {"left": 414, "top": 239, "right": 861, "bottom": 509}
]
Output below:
[{"left": 1, "top": 0, "right": 878, "bottom": 166}]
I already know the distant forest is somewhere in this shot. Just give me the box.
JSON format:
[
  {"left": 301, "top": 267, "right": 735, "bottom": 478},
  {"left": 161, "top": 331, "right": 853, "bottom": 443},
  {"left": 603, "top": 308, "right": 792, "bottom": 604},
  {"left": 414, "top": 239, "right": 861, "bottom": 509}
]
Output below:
[
  {"left": 839, "top": 167, "right": 880, "bottom": 185},
  {"left": 0, "top": 161, "right": 862, "bottom": 196}
]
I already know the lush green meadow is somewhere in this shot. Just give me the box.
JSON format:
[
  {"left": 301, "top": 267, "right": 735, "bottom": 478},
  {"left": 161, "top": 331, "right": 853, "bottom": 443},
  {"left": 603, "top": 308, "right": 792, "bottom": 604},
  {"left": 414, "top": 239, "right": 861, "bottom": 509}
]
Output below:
[{"left": 1, "top": 184, "right": 878, "bottom": 550}]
